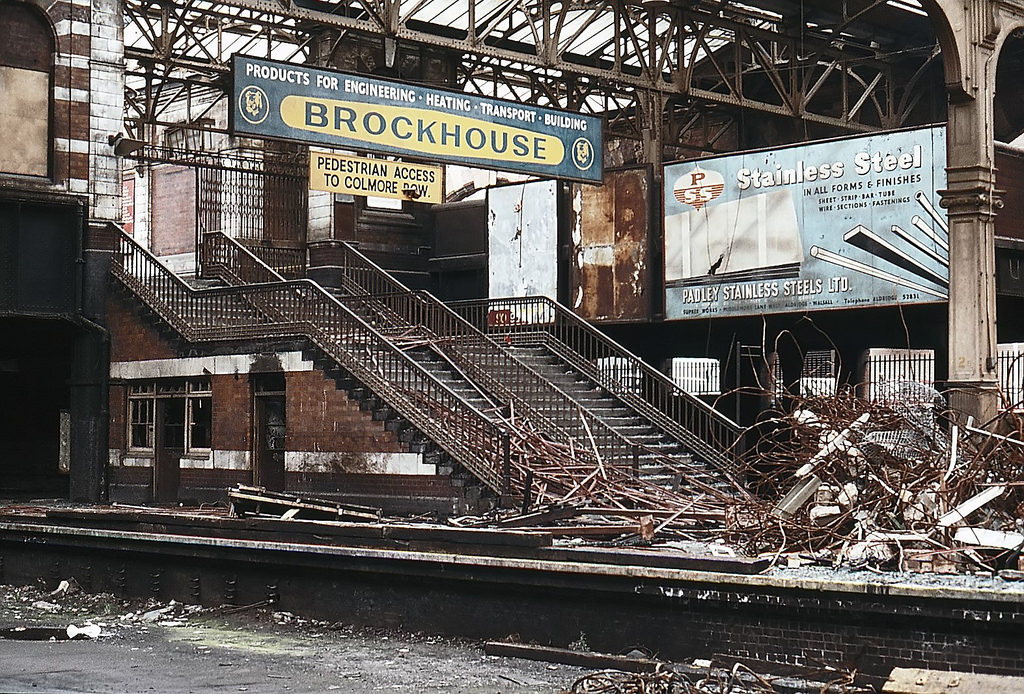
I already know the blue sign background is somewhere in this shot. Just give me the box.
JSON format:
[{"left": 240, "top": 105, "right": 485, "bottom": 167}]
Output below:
[
  {"left": 232, "top": 56, "right": 603, "bottom": 183},
  {"left": 663, "top": 126, "right": 948, "bottom": 320}
]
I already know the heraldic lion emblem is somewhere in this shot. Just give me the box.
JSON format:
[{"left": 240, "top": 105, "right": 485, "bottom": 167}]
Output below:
[{"left": 238, "top": 85, "right": 270, "bottom": 125}]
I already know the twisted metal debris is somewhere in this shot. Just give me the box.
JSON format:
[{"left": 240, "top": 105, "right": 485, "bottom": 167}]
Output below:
[{"left": 728, "top": 385, "right": 1024, "bottom": 572}]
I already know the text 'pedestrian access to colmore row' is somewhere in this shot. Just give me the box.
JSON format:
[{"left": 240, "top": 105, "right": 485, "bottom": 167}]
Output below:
[{"left": 231, "top": 56, "right": 603, "bottom": 183}]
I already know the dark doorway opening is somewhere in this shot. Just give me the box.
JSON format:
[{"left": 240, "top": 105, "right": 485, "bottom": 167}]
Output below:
[
  {"left": 0, "top": 318, "right": 74, "bottom": 498},
  {"left": 253, "top": 373, "right": 286, "bottom": 491}
]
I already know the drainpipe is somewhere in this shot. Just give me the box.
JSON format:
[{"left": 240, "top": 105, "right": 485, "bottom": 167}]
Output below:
[{"left": 70, "top": 313, "right": 111, "bottom": 504}]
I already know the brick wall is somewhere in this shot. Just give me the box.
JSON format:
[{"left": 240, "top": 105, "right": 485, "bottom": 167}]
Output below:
[
  {"left": 212, "top": 373, "right": 249, "bottom": 452},
  {"left": 0, "top": 0, "right": 125, "bottom": 225},
  {"left": 151, "top": 165, "right": 197, "bottom": 256},
  {"left": 287, "top": 472, "right": 472, "bottom": 516},
  {"left": 285, "top": 370, "right": 403, "bottom": 454},
  {"left": 105, "top": 291, "right": 179, "bottom": 362}
]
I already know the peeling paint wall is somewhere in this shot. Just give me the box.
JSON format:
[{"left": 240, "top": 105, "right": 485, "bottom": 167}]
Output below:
[
  {"left": 571, "top": 168, "right": 650, "bottom": 321},
  {"left": 488, "top": 180, "right": 558, "bottom": 300}
]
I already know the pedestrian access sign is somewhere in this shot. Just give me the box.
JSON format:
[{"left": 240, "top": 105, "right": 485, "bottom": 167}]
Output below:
[{"left": 310, "top": 152, "right": 443, "bottom": 204}]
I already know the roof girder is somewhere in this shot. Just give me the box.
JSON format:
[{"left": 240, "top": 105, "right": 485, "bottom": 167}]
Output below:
[{"left": 123, "top": 0, "right": 944, "bottom": 146}]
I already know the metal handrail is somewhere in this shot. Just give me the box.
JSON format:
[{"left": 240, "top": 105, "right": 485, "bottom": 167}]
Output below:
[
  {"left": 341, "top": 290, "right": 628, "bottom": 457},
  {"left": 250, "top": 244, "right": 306, "bottom": 279},
  {"left": 326, "top": 242, "right": 736, "bottom": 473},
  {"left": 449, "top": 296, "right": 746, "bottom": 464},
  {"left": 113, "top": 226, "right": 511, "bottom": 493},
  {"left": 200, "top": 232, "right": 287, "bottom": 285},
  {"left": 199, "top": 231, "right": 745, "bottom": 474},
  {"left": 206, "top": 232, "right": 646, "bottom": 467}
]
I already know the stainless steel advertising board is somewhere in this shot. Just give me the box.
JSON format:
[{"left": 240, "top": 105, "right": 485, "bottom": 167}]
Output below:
[{"left": 663, "top": 126, "right": 948, "bottom": 319}]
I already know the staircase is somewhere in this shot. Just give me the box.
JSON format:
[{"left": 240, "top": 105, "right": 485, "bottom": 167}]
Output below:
[
  {"left": 457, "top": 295, "right": 749, "bottom": 477},
  {"left": 200, "top": 233, "right": 745, "bottom": 494},
  {"left": 113, "top": 226, "right": 515, "bottom": 498}
]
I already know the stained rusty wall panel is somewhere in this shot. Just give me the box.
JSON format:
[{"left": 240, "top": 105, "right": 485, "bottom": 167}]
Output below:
[
  {"left": 571, "top": 168, "right": 650, "bottom": 322},
  {"left": 996, "top": 146, "right": 1024, "bottom": 242},
  {"left": 151, "top": 165, "right": 196, "bottom": 257}
]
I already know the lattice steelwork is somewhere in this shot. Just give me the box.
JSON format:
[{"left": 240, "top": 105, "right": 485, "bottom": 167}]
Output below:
[{"left": 124, "top": 0, "right": 945, "bottom": 158}]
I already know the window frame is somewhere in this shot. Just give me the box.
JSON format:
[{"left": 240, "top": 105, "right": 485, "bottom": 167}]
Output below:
[
  {"left": 126, "top": 378, "right": 212, "bottom": 455},
  {"left": 0, "top": 1, "right": 56, "bottom": 180}
]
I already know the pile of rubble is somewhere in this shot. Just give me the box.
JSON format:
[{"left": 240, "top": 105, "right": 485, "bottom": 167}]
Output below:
[
  {"left": 727, "top": 385, "right": 1024, "bottom": 574},
  {"left": 231, "top": 381, "right": 1024, "bottom": 576}
]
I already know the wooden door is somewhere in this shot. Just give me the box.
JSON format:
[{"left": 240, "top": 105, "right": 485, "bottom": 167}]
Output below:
[
  {"left": 153, "top": 398, "right": 184, "bottom": 503},
  {"left": 253, "top": 394, "right": 286, "bottom": 491}
]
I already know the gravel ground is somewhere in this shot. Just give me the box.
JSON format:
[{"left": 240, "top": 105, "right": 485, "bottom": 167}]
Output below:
[{"left": 0, "top": 582, "right": 587, "bottom": 694}]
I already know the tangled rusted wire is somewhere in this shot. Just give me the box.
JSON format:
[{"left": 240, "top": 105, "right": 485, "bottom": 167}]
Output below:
[
  {"left": 569, "top": 663, "right": 781, "bottom": 693},
  {"left": 724, "top": 385, "right": 1024, "bottom": 570}
]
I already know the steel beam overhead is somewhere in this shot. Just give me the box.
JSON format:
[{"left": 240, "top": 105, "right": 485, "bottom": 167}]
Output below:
[{"left": 123, "top": 0, "right": 945, "bottom": 149}]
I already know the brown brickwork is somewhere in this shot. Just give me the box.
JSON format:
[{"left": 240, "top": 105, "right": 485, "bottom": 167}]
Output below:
[
  {"left": 68, "top": 151, "right": 89, "bottom": 181},
  {"left": 285, "top": 370, "right": 404, "bottom": 454},
  {"left": 0, "top": 3, "right": 53, "bottom": 70},
  {"left": 85, "top": 220, "right": 117, "bottom": 251},
  {"left": 212, "top": 374, "right": 250, "bottom": 452},
  {"left": 70, "top": 32, "right": 90, "bottom": 56},
  {"left": 108, "top": 384, "right": 126, "bottom": 450},
  {"left": 180, "top": 468, "right": 249, "bottom": 489},
  {"left": 109, "top": 466, "right": 151, "bottom": 486},
  {"left": 285, "top": 472, "right": 470, "bottom": 516},
  {"left": 288, "top": 472, "right": 456, "bottom": 497},
  {"left": 47, "top": 2, "right": 88, "bottom": 24},
  {"left": 52, "top": 149, "right": 68, "bottom": 183},
  {"left": 151, "top": 166, "right": 197, "bottom": 256},
  {"left": 106, "top": 292, "right": 180, "bottom": 362},
  {"left": 52, "top": 98, "right": 91, "bottom": 139}
]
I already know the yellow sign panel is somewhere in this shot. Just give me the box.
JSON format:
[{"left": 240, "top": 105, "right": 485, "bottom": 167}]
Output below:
[
  {"left": 284, "top": 97, "right": 565, "bottom": 168},
  {"left": 309, "top": 151, "right": 443, "bottom": 204}
]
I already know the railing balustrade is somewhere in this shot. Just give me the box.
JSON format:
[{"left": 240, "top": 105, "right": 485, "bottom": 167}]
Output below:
[
  {"left": 449, "top": 296, "right": 746, "bottom": 467},
  {"left": 326, "top": 242, "right": 741, "bottom": 474},
  {"left": 114, "top": 226, "right": 510, "bottom": 493}
]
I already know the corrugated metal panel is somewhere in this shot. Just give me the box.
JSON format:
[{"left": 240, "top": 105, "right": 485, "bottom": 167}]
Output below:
[{"left": 571, "top": 168, "right": 650, "bottom": 322}]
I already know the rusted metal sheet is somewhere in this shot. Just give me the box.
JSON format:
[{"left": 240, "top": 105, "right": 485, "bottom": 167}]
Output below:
[
  {"left": 996, "top": 146, "right": 1024, "bottom": 242},
  {"left": 571, "top": 168, "right": 650, "bottom": 322},
  {"left": 151, "top": 164, "right": 196, "bottom": 256}
]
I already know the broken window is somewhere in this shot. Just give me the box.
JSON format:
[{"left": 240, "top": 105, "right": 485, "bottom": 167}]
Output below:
[
  {"left": 128, "top": 393, "right": 154, "bottom": 450},
  {"left": 127, "top": 379, "right": 212, "bottom": 454}
]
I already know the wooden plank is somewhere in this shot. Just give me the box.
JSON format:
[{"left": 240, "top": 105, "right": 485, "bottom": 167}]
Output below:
[
  {"left": 483, "top": 641, "right": 671, "bottom": 674},
  {"left": 541, "top": 545, "right": 769, "bottom": 574},
  {"left": 526, "top": 525, "right": 639, "bottom": 537},
  {"left": 39, "top": 507, "right": 553, "bottom": 548},
  {"left": 228, "top": 486, "right": 382, "bottom": 522},
  {"left": 492, "top": 503, "right": 583, "bottom": 528},
  {"left": 575, "top": 507, "right": 726, "bottom": 522}
]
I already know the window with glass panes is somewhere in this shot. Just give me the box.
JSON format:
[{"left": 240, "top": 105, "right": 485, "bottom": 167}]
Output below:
[{"left": 127, "top": 379, "right": 211, "bottom": 453}]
